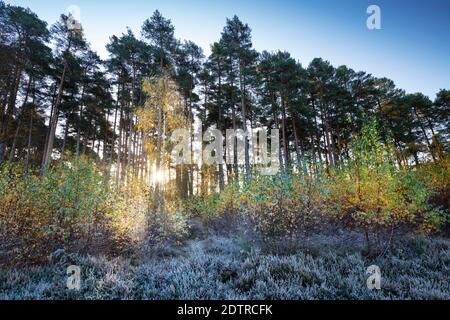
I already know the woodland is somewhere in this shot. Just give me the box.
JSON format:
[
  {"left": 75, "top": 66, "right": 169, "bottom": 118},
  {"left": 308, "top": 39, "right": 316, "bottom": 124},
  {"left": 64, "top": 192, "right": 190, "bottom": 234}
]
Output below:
[{"left": 0, "top": 2, "right": 449, "bottom": 299}]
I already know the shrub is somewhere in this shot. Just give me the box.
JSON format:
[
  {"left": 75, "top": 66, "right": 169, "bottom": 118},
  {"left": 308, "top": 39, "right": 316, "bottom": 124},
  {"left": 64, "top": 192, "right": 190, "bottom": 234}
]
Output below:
[
  {"left": 326, "top": 118, "right": 445, "bottom": 254},
  {"left": 243, "top": 175, "right": 298, "bottom": 239},
  {"left": 183, "top": 183, "right": 245, "bottom": 233},
  {"left": 0, "top": 158, "right": 113, "bottom": 264},
  {"left": 183, "top": 193, "right": 222, "bottom": 222},
  {"left": 217, "top": 183, "right": 244, "bottom": 217},
  {"left": 242, "top": 173, "right": 327, "bottom": 241},
  {"left": 109, "top": 176, "right": 150, "bottom": 249},
  {"left": 416, "top": 156, "right": 450, "bottom": 233},
  {"left": 0, "top": 157, "right": 191, "bottom": 265}
]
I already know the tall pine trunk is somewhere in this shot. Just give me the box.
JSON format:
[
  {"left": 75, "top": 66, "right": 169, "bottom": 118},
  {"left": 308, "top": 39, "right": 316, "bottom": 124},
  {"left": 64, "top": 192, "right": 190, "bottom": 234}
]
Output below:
[{"left": 42, "top": 60, "right": 68, "bottom": 173}]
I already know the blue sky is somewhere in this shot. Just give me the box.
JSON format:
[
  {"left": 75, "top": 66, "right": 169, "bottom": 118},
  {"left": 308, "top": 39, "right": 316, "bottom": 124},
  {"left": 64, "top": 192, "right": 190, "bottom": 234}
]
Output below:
[{"left": 6, "top": 0, "right": 450, "bottom": 98}]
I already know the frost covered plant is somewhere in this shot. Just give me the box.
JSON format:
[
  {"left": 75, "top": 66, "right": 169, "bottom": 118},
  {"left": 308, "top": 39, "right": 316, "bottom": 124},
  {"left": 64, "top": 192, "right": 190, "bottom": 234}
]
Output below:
[{"left": 1, "top": 235, "right": 449, "bottom": 300}]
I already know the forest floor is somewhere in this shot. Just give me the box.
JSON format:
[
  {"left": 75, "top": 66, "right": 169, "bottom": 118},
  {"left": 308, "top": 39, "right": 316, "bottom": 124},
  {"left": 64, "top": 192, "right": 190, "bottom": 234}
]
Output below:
[{"left": 0, "top": 225, "right": 449, "bottom": 300}]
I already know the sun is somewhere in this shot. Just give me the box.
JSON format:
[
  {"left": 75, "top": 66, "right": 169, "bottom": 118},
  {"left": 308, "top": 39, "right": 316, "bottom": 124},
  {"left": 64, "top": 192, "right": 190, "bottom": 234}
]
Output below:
[{"left": 152, "top": 169, "right": 166, "bottom": 185}]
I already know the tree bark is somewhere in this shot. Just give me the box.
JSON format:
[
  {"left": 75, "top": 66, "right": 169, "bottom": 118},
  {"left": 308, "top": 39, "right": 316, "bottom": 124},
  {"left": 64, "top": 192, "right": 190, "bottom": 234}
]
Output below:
[
  {"left": 239, "top": 61, "right": 251, "bottom": 181},
  {"left": 42, "top": 60, "right": 68, "bottom": 173}
]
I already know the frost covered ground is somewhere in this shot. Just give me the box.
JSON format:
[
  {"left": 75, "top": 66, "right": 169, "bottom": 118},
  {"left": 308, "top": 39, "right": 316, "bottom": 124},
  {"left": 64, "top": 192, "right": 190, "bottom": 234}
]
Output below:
[{"left": 1, "top": 233, "right": 449, "bottom": 300}]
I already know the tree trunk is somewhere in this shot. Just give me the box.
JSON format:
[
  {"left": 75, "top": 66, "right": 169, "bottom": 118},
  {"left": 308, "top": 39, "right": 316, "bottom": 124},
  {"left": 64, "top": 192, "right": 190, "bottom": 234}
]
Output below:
[
  {"left": 413, "top": 106, "right": 436, "bottom": 161},
  {"left": 0, "top": 65, "right": 22, "bottom": 162},
  {"left": 9, "top": 75, "right": 33, "bottom": 161},
  {"left": 61, "top": 120, "right": 69, "bottom": 157},
  {"left": 116, "top": 102, "right": 124, "bottom": 187},
  {"left": 291, "top": 115, "right": 302, "bottom": 171},
  {"left": 280, "top": 96, "right": 289, "bottom": 170},
  {"left": 239, "top": 61, "right": 251, "bottom": 181},
  {"left": 25, "top": 106, "right": 34, "bottom": 173},
  {"left": 42, "top": 60, "right": 68, "bottom": 173},
  {"left": 217, "top": 62, "right": 225, "bottom": 192}
]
